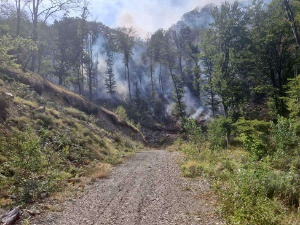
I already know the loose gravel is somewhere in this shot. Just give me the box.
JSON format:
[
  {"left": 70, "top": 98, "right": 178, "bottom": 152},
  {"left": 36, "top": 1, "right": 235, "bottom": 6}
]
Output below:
[{"left": 32, "top": 150, "right": 222, "bottom": 225}]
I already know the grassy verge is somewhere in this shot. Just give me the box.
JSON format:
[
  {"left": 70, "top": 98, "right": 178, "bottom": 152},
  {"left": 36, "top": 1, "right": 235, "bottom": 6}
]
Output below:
[
  {"left": 174, "top": 135, "right": 300, "bottom": 225},
  {"left": 0, "top": 77, "right": 143, "bottom": 209}
]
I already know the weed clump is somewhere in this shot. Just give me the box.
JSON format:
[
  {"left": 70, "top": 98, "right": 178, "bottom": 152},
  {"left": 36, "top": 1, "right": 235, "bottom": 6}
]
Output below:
[
  {"left": 65, "top": 107, "right": 88, "bottom": 121},
  {"left": 174, "top": 116, "right": 300, "bottom": 225},
  {"left": 34, "top": 113, "right": 54, "bottom": 127}
]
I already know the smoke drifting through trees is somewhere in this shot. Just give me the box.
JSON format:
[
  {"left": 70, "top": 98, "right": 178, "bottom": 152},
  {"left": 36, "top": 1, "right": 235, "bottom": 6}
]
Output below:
[
  {"left": 88, "top": 5, "right": 217, "bottom": 121},
  {"left": 1, "top": 0, "right": 291, "bottom": 123}
]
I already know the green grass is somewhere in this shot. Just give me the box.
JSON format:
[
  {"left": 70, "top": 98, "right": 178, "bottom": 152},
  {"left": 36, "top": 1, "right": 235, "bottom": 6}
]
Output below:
[
  {"left": 0, "top": 79, "right": 142, "bottom": 207},
  {"left": 174, "top": 137, "right": 300, "bottom": 225}
]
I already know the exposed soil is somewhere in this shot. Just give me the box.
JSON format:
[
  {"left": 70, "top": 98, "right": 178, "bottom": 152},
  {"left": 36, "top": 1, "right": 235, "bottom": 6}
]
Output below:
[{"left": 31, "top": 150, "right": 222, "bottom": 225}]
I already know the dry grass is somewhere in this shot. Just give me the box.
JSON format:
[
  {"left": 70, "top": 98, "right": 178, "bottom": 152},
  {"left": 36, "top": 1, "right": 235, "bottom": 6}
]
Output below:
[
  {"left": 65, "top": 107, "right": 88, "bottom": 121},
  {"left": 0, "top": 198, "right": 13, "bottom": 207},
  {"left": 90, "top": 163, "right": 112, "bottom": 182},
  {"left": 280, "top": 210, "right": 300, "bottom": 225},
  {"left": 166, "top": 146, "right": 175, "bottom": 152},
  {"left": 47, "top": 108, "right": 61, "bottom": 118},
  {"left": 16, "top": 116, "right": 31, "bottom": 129},
  {"left": 13, "top": 97, "right": 38, "bottom": 109},
  {"left": 0, "top": 67, "right": 98, "bottom": 114},
  {"left": 54, "top": 119, "right": 64, "bottom": 127}
]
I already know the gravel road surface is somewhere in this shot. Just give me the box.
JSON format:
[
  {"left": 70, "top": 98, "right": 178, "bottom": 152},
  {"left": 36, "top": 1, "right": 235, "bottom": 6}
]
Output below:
[{"left": 33, "top": 150, "right": 222, "bottom": 225}]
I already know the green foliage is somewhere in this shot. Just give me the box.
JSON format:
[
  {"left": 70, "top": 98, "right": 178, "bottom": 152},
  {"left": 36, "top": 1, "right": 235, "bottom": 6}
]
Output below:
[
  {"left": 176, "top": 137, "right": 300, "bottom": 225},
  {"left": 0, "top": 72, "right": 14, "bottom": 82},
  {"left": 285, "top": 76, "right": 300, "bottom": 118},
  {"left": 1, "top": 127, "right": 62, "bottom": 202},
  {"left": 181, "top": 161, "right": 202, "bottom": 177},
  {"left": 218, "top": 164, "right": 282, "bottom": 225},
  {"left": 65, "top": 107, "right": 88, "bottom": 121},
  {"left": 34, "top": 113, "right": 54, "bottom": 127},
  {"left": 271, "top": 116, "right": 297, "bottom": 154},
  {"left": 237, "top": 118, "right": 270, "bottom": 160},
  {"left": 104, "top": 47, "right": 116, "bottom": 95},
  {"left": 208, "top": 116, "right": 233, "bottom": 150},
  {"left": 183, "top": 118, "right": 205, "bottom": 148},
  {"left": 0, "top": 34, "right": 37, "bottom": 69},
  {"left": 115, "top": 106, "right": 128, "bottom": 121}
]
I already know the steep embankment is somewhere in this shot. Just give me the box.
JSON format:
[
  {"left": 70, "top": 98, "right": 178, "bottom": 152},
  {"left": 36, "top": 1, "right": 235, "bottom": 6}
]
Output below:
[{"left": 0, "top": 67, "right": 144, "bottom": 207}]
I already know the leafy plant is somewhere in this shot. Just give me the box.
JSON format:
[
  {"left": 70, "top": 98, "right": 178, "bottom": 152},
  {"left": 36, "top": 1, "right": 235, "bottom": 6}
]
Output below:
[
  {"left": 183, "top": 119, "right": 206, "bottom": 148},
  {"left": 271, "top": 116, "right": 296, "bottom": 154},
  {"left": 208, "top": 116, "right": 233, "bottom": 150},
  {"left": 181, "top": 161, "right": 202, "bottom": 177},
  {"left": 236, "top": 118, "right": 270, "bottom": 160},
  {"left": 115, "top": 106, "right": 128, "bottom": 121}
]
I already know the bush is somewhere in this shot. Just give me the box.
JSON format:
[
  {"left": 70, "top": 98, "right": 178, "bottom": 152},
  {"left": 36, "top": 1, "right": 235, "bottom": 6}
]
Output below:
[
  {"left": 208, "top": 116, "right": 233, "bottom": 150},
  {"left": 236, "top": 118, "right": 270, "bottom": 160},
  {"left": 115, "top": 106, "right": 127, "bottom": 121},
  {"left": 183, "top": 118, "right": 206, "bottom": 148},
  {"left": 0, "top": 73, "right": 14, "bottom": 82},
  {"left": 218, "top": 164, "right": 282, "bottom": 225},
  {"left": 65, "top": 107, "right": 88, "bottom": 121},
  {"left": 34, "top": 113, "right": 53, "bottom": 127},
  {"left": 271, "top": 116, "right": 297, "bottom": 154},
  {"left": 182, "top": 161, "right": 202, "bottom": 177},
  {"left": 3, "top": 128, "right": 59, "bottom": 202}
]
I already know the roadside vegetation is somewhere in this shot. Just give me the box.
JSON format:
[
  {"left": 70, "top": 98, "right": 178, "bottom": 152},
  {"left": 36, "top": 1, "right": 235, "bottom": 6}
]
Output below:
[
  {"left": 175, "top": 114, "right": 300, "bottom": 225},
  {"left": 0, "top": 71, "right": 143, "bottom": 208}
]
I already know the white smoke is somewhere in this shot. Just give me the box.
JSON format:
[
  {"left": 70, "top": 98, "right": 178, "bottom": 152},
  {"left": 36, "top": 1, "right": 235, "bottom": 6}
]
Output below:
[
  {"left": 182, "top": 87, "right": 212, "bottom": 120},
  {"left": 87, "top": 0, "right": 262, "bottom": 38},
  {"left": 190, "top": 107, "right": 204, "bottom": 119},
  {"left": 182, "top": 87, "right": 200, "bottom": 115},
  {"left": 166, "top": 102, "right": 175, "bottom": 116}
]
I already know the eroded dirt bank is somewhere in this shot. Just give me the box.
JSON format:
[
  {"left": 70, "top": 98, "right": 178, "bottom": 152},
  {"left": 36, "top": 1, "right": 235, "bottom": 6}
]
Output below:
[{"left": 32, "top": 150, "right": 222, "bottom": 225}]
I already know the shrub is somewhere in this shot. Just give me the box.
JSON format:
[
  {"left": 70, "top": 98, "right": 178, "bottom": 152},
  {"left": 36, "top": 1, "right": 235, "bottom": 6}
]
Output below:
[
  {"left": 0, "top": 73, "right": 14, "bottom": 82},
  {"left": 208, "top": 116, "right": 233, "bottom": 150},
  {"left": 218, "top": 164, "right": 282, "bottom": 225},
  {"left": 181, "top": 161, "right": 202, "bottom": 177},
  {"left": 4, "top": 128, "right": 58, "bottom": 202},
  {"left": 183, "top": 118, "right": 206, "bottom": 148},
  {"left": 115, "top": 106, "right": 127, "bottom": 121},
  {"left": 65, "top": 107, "right": 88, "bottom": 121},
  {"left": 34, "top": 113, "right": 53, "bottom": 127},
  {"left": 236, "top": 118, "right": 270, "bottom": 160},
  {"left": 271, "top": 116, "right": 297, "bottom": 154}
]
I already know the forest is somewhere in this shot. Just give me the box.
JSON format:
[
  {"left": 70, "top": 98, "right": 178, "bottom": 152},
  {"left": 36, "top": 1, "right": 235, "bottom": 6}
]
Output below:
[
  {"left": 2, "top": 0, "right": 300, "bottom": 224},
  {"left": 0, "top": 0, "right": 298, "bottom": 124}
]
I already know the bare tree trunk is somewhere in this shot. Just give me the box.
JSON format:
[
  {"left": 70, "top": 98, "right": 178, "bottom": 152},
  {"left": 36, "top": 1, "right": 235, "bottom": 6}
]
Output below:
[
  {"left": 77, "top": 67, "right": 82, "bottom": 95},
  {"left": 150, "top": 62, "right": 155, "bottom": 112},
  {"left": 30, "top": 0, "right": 39, "bottom": 72},
  {"left": 88, "top": 65, "right": 93, "bottom": 100},
  {"left": 126, "top": 63, "right": 132, "bottom": 100},
  {"left": 15, "top": 0, "right": 21, "bottom": 36},
  {"left": 283, "top": 0, "right": 300, "bottom": 48}
]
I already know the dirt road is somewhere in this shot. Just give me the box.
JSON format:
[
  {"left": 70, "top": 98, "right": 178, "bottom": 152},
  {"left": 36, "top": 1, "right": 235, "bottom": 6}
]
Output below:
[{"left": 33, "top": 150, "right": 222, "bottom": 225}]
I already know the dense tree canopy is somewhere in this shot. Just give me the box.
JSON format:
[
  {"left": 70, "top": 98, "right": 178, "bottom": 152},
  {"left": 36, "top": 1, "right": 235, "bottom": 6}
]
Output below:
[{"left": 1, "top": 0, "right": 300, "bottom": 122}]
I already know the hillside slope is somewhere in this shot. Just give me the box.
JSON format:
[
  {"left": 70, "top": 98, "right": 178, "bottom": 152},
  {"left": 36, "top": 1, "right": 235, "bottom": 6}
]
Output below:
[{"left": 0, "top": 67, "right": 144, "bottom": 206}]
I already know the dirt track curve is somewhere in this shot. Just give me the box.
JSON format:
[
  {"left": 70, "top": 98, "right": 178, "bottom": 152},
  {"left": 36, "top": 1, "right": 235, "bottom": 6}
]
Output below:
[{"left": 33, "top": 150, "right": 222, "bottom": 225}]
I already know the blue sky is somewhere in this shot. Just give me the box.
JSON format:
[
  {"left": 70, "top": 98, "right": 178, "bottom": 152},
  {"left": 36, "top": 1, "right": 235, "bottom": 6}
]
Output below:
[{"left": 86, "top": 0, "right": 245, "bottom": 37}]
